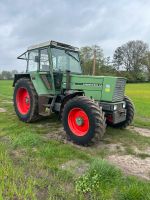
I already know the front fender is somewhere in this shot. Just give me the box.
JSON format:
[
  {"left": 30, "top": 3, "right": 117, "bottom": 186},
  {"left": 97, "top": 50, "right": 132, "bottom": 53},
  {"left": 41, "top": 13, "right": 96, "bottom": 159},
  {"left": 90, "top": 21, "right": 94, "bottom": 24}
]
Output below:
[{"left": 60, "top": 91, "right": 84, "bottom": 115}]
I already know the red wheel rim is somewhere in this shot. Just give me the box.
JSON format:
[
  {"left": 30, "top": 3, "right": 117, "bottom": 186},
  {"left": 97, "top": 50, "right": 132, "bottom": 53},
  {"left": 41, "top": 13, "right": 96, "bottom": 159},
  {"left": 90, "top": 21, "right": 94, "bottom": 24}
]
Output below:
[
  {"left": 68, "top": 108, "right": 89, "bottom": 136},
  {"left": 16, "top": 88, "right": 30, "bottom": 115}
]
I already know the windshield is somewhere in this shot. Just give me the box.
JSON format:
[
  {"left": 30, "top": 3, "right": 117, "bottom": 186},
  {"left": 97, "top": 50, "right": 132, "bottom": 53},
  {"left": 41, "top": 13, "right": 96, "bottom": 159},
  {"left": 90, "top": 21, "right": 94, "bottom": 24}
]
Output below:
[{"left": 51, "top": 48, "right": 82, "bottom": 74}]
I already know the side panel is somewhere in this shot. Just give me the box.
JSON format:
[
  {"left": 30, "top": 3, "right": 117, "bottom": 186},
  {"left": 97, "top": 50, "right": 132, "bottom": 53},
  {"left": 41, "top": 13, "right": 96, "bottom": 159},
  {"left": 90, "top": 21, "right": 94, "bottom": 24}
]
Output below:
[
  {"left": 62, "top": 74, "right": 126, "bottom": 102},
  {"left": 101, "top": 77, "right": 117, "bottom": 102},
  {"left": 62, "top": 74, "right": 104, "bottom": 100},
  {"left": 30, "top": 72, "right": 55, "bottom": 95}
]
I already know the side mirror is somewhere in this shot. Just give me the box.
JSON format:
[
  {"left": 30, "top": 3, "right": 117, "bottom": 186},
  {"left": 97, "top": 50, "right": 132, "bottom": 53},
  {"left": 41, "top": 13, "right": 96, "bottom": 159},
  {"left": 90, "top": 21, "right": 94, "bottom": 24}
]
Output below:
[{"left": 34, "top": 56, "right": 40, "bottom": 63}]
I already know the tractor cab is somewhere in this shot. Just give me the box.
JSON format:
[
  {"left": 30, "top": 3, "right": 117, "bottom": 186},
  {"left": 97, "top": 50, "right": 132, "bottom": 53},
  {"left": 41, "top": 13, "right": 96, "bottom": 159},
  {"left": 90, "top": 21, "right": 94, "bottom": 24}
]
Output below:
[{"left": 17, "top": 41, "right": 82, "bottom": 93}]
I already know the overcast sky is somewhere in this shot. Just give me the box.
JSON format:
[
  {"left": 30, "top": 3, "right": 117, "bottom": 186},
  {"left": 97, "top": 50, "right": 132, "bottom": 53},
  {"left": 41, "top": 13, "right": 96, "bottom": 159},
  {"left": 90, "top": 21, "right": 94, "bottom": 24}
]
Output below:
[{"left": 0, "top": 0, "right": 150, "bottom": 71}]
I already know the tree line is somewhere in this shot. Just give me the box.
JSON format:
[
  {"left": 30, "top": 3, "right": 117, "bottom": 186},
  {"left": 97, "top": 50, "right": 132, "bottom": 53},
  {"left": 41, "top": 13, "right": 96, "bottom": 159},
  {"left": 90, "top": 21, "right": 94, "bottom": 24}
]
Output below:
[
  {"left": 0, "top": 40, "right": 150, "bottom": 82},
  {"left": 0, "top": 70, "right": 18, "bottom": 80},
  {"left": 80, "top": 40, "right": 150, "bottom": 82}
]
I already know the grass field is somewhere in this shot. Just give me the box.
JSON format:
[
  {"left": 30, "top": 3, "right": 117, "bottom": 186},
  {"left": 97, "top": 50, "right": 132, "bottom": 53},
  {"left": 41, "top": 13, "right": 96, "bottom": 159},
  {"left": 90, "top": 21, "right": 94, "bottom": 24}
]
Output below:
[
  {"left": 0, "top": 80, "right": 150, "bottom": 200},
  {"left": 126, "top": 83, "right": 150, "bottom": 128}
]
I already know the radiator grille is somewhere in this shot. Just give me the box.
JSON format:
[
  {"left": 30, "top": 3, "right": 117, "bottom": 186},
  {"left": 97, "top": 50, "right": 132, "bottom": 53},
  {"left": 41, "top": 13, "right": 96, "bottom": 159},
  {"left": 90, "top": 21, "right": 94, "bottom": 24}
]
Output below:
[{"left": 112, "top": 78, "right": 126, "bottom": 102}]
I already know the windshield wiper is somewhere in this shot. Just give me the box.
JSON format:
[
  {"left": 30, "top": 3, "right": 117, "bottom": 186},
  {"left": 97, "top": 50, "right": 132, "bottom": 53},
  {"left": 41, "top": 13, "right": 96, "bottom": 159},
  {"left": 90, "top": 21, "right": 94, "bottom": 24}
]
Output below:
[{"left": 65, "top": 50, "right": 79, "bottom": 62}]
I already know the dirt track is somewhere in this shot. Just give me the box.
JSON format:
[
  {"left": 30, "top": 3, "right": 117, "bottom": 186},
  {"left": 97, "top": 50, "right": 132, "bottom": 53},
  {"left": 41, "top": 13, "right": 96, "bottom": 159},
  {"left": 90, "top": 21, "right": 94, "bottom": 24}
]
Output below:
[
  {"left": 129, "top": 126, "right": 150, "bottom": 137},
  {"left": 42, "top": 126, "right": 150, "bottom": 180},
  {"left": 107, "top": 155, "right": 150, "bottom": 180},
  {"left": 0, "top": 108, "right": 6, "bottom": 112}
]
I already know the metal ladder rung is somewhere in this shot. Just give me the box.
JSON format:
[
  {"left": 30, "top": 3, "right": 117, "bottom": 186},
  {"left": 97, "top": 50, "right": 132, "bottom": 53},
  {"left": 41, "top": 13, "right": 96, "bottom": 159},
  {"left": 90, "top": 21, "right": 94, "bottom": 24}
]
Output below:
[{"left": 43, "top": 104, "right": 51, "bottom": 108}]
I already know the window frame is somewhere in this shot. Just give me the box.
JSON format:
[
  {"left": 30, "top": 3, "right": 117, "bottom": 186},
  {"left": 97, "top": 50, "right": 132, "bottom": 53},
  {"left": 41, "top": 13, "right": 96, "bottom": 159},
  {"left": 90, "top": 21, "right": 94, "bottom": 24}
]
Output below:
[
  {"left": 51, "top": 47, "right": 82, "bottom": 74},
  {"left": 27, "top": 49, "right": 40, "bottom": 72},
  {"left": 39, "top": 48, "right": 50, "bottom": 72}
]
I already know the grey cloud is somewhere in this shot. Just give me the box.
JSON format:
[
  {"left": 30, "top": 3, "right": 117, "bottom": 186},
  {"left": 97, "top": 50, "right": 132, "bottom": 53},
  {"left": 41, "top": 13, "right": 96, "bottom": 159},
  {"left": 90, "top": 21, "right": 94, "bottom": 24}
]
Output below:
[{"left": 0, "top": 0, "right": 150, "bottom": 71}]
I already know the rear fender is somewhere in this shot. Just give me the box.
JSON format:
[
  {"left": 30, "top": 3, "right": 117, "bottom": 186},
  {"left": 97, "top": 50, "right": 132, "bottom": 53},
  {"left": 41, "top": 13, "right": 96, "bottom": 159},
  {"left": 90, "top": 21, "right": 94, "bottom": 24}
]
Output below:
[{"left": 13, "top": 74, "right": 31, "bottom": 87}]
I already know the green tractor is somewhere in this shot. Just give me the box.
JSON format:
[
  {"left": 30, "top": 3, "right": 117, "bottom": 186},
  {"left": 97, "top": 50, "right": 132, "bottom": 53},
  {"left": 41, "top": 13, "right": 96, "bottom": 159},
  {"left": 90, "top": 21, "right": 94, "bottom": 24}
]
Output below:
[{"left": 13, "top": 41, "right": 134, "bottom": 145}]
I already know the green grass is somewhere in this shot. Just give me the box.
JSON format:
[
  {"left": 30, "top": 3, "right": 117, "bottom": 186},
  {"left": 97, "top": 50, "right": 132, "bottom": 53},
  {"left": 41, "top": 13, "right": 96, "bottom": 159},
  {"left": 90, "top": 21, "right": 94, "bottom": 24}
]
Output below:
[
  {"left": 0, "top": 80, "right": 150, "bottom": 199},
  {"left": 126, "top": 83, "right": 150, "bottom": 128},
  {"left": 76, "top": 159, "right": 150, "bottom": 200},
  {"left": 0, "top": 80, "right": 13, "bottom": 98},
  {"left": 0, "top": 144, "right": 37, "bottom": 200}
]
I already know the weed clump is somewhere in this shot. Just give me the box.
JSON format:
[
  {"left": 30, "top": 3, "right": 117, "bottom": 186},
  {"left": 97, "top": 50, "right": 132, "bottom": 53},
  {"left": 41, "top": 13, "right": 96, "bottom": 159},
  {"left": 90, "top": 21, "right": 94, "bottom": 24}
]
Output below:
[{"left": 76, "top": 159, "right": 150, "bottom": 200}]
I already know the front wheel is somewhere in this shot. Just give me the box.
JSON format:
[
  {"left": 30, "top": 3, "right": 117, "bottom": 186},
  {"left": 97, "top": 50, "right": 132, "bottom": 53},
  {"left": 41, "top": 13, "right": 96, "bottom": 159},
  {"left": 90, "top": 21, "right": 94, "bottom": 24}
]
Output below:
[{"left": 62, "top": 96, "right": 106, "bottom": 145}]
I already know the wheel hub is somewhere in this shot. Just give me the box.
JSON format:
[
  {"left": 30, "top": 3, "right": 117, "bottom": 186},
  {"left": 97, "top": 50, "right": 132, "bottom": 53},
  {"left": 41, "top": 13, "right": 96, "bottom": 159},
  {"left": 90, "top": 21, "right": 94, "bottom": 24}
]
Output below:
[
  {"left": 75, "top": 117, "right": 84, "bottom": 126},
  {"left": 25, "top": 97, "right": 29, "bottom": 104}
]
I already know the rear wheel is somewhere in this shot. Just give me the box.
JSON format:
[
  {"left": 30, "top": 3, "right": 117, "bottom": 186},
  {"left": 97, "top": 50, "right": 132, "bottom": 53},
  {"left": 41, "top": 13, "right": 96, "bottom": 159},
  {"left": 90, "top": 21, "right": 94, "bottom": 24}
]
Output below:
[
  {"left": 62, "top": 96, "right": 106, "bottom": 145},
  {"left": 13, "top": 78, "right": 39, "bottom": 122}
]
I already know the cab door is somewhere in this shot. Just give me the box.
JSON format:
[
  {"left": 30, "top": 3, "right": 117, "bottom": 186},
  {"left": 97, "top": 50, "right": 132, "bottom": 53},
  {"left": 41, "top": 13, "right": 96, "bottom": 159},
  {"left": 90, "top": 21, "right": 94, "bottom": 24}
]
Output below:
[
  {"left": 28, "top": 48, "right": 55, "bottom": 95},
  {"left": 39, "top": 48, "right": 54, "bottom": 92}
]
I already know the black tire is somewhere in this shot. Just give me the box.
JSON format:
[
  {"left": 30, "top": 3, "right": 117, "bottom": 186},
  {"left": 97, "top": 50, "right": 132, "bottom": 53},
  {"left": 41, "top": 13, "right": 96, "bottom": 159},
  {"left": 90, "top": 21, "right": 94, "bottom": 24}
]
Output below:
[
  {"left": 111, "top": 96, "right": 135, "bottom": 128},
  {"left": 62, "top": 96, "right": 106, "bottom": 145},
  {"left": 13, "top": 78, "right": 39, "bottom": 122}
]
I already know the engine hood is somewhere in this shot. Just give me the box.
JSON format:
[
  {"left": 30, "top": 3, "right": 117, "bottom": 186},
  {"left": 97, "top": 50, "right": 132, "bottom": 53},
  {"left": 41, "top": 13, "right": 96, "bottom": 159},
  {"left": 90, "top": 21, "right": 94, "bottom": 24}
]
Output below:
[{"left": 62, "top": 74, "right": 126, "bottom": 102}]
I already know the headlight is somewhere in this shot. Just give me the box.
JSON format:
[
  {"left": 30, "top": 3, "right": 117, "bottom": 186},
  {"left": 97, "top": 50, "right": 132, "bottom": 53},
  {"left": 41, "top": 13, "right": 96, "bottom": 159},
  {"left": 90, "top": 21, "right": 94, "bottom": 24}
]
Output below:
[
  {"left": 114, "top": 105, "right": 117, "bottom": 110},
  {"left": 123, "top": 102, "right": 126, "bottom": 108}
]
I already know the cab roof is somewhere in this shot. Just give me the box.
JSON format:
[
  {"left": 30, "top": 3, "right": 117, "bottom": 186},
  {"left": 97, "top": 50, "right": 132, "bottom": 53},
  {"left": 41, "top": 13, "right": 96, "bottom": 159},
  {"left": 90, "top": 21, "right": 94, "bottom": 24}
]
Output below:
[
  {"left": 18, "top": 40, "right": 79, "bottom": 60},
  {"left": 28, "top": 40, "right": 79, "bottom": 51}
]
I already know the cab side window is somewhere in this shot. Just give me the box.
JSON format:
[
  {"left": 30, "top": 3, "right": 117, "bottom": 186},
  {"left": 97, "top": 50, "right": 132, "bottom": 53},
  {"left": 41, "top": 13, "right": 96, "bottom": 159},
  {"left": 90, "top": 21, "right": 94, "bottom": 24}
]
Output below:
[
  {"left": 40, "top": 49, "right": 49, "bottom": 71},
  {"left": 28, "top": 50, "right": 39, "bottom": 72}
]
